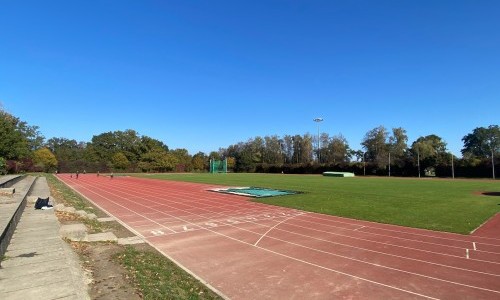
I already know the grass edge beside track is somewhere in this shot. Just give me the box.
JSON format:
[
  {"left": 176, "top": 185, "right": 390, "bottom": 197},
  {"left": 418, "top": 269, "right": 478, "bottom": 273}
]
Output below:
[{"left": 44, "top": 173, "right": 224, "bottom": 300}]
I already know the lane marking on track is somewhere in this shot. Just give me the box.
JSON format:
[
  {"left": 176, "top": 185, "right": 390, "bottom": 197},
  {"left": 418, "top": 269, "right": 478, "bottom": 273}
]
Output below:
[
  {"left": 466, "top": 249, "right": 470, "bottom": 259},
  {"left": 296, "top": 215, "right": 500, "bottom": 256},
  {"left": 303, "top": 213, "right": 500, "bottom": 246},
  {"left": 266, "top": 223, "right": 500, "bottom": 277},
  {"left": 151, "top": 230, "right": 165, "bottom": 236},
  {"left": 473, "top": 242, "right": 477, "bottom": 251},
  {"left": 59, "top": 176, "right": 497, "bottom": 298},
  {"left": 254, "top": 213, "right": 305, "bottom": 247},
  {"left": 283, "top": 220, "right": 500, "bottom": 265},
  {"left": 354, "top": 226, "right": 365, "bottom": 231}
]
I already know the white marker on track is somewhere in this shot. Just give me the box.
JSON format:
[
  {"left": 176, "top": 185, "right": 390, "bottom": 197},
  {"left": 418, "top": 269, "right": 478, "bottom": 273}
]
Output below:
[
  {"left": 473, "top": 242, "right": 477, "bottom": 251},
  {"left": 466, "top": 248, "right": 470, "bottom": 259}
]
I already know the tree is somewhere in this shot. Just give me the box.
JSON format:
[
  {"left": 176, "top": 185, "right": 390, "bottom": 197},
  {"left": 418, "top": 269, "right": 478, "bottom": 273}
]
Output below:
[
  {"left": 140, "top": 136, "right": 169, "bottom": 153},
  {"left": 263, "top": 135, "right": 284, "bottom": 164},
  {"left": 208, "top": 151, "right": 221, "bottom": 160},
  {"left": 324, "top": 134, "right": 351, "bottom": 164},
  {"left": 281, "top": 135, "right": 295, "bottom": 163},
  {"left": 115, "top": 129, "right": 143, "bottom": 166},
  {"left": 388, "top": 127, "right": 409, "bottom": 167},
  {"left": 362, "top": 126, "right": 389, "bottom": 168},
  {"left": 191, "top": 152, "right": 207, "bottom": 171},
  {"left": 350, "top": 150, "right": 364, "bottom": 162},
  {"left": 0, "top": 110, "right": 31, "bottom": 160},
  {"left": 249, "top": 137, "right": 265, "bottom": 163},
  {"left": 170, "top": 148, "right": 192, "bottom": 171},
  {"left": 138, "top": 148, "right": 178, "bottom": 172},
  {"left": 46, "top": 137, "right": 83, "bottom": 161},
  {"left": 32, "top": 148, "right": 58, "bottom": 172},
  {"left": 462, "top": 125, "right": 500, "bottom": 158},
  {"left": 411, "top": 135, "right": 447, "bottom": 176},
  {"left": 17, "top": 121, "right": 44, "bottom": 151},
  {"left": 462, "top": 125, "right": 500, "bottom": 179},
  {"left": 290, "top": 134, "right": 313, "bottom": 164},
  {"left": 0, "top": 157, "right": 6, "bottom": 175},
  {"left": 112, "top": 152, "right": 130, "bottom": 170}
]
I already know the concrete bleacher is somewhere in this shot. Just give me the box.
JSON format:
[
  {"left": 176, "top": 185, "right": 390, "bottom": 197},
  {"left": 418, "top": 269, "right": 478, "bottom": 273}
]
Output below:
[
  {"left": 0, "top": 175, "right": 90, "bottom": 299},
  {"left": 0, "top": 175, "right": 36, "bottom": 259},
  {"left": 0, "top": 175, "right": 24, "bottom": 188}
]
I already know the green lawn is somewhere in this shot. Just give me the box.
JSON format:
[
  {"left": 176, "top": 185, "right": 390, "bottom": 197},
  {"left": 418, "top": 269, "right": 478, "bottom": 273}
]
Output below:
[{"left": 132, "top": 173, "right": 499, "bottom": 235}]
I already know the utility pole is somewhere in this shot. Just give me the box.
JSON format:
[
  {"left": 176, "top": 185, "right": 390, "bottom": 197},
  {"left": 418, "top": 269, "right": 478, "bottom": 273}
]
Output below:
[
  {"left": 363, "top": 152, "right": 366, "bottom": 176},
  {"left": 451, "top": 153, "right": 455, "bottom": 179},
  {"left": 492, "top": 148, "right": 496, "bottom": 180},
  {"left": 417, "top": 150, "right": 421, "bottom": 178},
  {"left": 388, "top": 152, "right": 391, "bottom": 177}
]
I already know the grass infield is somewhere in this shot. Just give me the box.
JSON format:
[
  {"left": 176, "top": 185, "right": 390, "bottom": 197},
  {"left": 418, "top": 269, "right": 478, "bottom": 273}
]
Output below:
[{"left": 133, "top": 173, "right": 500, "bottom": 235}]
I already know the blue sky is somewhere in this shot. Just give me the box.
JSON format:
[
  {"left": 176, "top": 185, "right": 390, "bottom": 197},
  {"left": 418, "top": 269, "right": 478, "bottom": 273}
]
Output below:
[{"left": 1, "top": 1, "right": 499, "bottom": 157}]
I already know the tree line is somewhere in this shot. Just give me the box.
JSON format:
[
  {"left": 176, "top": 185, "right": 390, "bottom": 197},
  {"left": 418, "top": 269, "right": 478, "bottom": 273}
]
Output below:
[{"left": 1, "top": 108, "right": 498, "bottom": 178}]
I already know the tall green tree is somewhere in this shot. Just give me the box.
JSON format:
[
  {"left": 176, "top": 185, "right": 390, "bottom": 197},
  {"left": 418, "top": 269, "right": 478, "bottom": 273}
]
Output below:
[
  {"left": 362, "top": 126, "right": 389, "bottom": 168},
  {"left": 46, "top": 137, "right": 83, "bottom": 161},
  {"left": 170, "top": 148, "right": 192, "bottom": 171},
  {"left": 33, "top": 148, "right": 58, "bottom": 172},
  {"left": 0, "top": 157, "right": 7, "bottom": 175},
  {"left": 462, "top": 125, "right": 500, "bottom": 158},
  {"left": 91, "top": 131, "right": 118, "bottom": 162},
  {"left": 324, "top": 134, "right": 351, "bottom": 163},
  {"left": 281, "top": 135, "right": 295, "bottom": 163},
  {"left": 291, "top": 134, "right": 313, "bottom": 164},
  {"left": 112, "top": 152, "right": 131, "bottom": 170},
  {"left": 0, "top": 110, "right": 31, "bottom": 160},
  {"left": 462, "top": 125, "right": 500, "bottom": 178},
  {"left": 411, "top": 135, "right": 447, "bottom": 175},
  {"left": 191, "top": 152, "right": 208, "bottom": 171},
  {"left": 138, "top": 148, "right": 177, "bottom": 172},
  {"left": 388, "top": 127, "right": 409, "bottom": 167},
  {"left": 264, "top": 135, "right": 284, "bottom": 164}
]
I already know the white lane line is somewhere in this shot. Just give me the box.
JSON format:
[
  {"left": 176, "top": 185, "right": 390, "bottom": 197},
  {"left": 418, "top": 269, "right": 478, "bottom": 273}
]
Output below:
[
  {"left": 266, "top": 224, "right": 500, "bottom": 277},
  {"left": 63, "top": 176, "right": 500, "bottom": 298},
  {"left": 302, "top": 213, "right": 500, "bottom": 245},
  {"left": 354, "top": 226, "right": 365, "bottom": 231},
  {"left": 473, "top": 242, "right": 477, "bottom": 251},
  {"left": 67, "top": 180, "right": 439, "bottom": 299},
  {"left": 283, "top": 221, "right": 500, "bottom": 265},
  {"left": 466, "top": 249, "right": 470, "bottom": 259},
  {"left": 254, "top": 214, "right": 304, "bottom": 246},
  {"left": 294, "top": 216, "right": 500, "bottom": 256}
]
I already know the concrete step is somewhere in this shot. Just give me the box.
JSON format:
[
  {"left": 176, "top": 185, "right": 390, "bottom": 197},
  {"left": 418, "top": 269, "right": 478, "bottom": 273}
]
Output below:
[{"left": 0, "top": 176, "right": 90, "bottom": 300}]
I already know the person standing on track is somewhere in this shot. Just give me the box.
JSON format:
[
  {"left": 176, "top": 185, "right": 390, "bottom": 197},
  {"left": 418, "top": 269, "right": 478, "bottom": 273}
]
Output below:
[{"left": 76, "top": 170, "right": 79, "bottom": 179}]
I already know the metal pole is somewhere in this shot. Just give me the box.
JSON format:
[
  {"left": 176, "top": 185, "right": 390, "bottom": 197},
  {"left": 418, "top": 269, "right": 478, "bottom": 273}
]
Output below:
[
  {"left": 318, "top": 124, "right": 320, "bottom": 163},
  {"left": 493, "top": 148, "right": 496, "bottom": 180},
  {"left": 451, "top": 153, "right": 455, "bottom": 179},
  {"left": 363, "top": 152, "right": 366, "bottom": 176},
  {"left": 313, "top": 118, "right": 323, "bottom": 163},
  {"left": 417, "top": 150, "right": 421, "bottom": 178},
  {"left": 388, "top": 152, "right": 391, "bottom": 177}
]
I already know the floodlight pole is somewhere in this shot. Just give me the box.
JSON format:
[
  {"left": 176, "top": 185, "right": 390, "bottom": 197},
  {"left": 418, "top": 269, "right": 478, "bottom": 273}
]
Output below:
[{"left": 313, "top": 118, "right": 323, "bottom": 163}]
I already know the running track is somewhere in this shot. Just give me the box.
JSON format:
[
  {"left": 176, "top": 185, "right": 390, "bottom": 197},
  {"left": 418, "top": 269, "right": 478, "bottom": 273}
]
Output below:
[{"left": 57, "top": 174, "right": 500, "bottom": 299}]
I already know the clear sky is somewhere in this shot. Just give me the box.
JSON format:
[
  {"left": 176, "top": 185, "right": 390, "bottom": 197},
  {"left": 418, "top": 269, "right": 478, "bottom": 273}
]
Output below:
[{"left": 1, "top": 1, "right": 499, "bottom": 157}]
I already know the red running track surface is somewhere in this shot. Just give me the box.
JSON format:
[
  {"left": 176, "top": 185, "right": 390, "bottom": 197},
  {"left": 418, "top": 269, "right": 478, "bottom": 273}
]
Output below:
[{"left": 58, "top": 174, "right": 500, "bottom": 299}]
